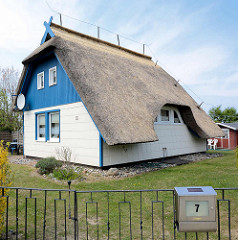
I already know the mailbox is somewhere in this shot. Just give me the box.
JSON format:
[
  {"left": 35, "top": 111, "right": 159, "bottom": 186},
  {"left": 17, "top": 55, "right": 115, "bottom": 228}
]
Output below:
[{"left": 175, "top": 186, "right": 217, "bottom": 232}]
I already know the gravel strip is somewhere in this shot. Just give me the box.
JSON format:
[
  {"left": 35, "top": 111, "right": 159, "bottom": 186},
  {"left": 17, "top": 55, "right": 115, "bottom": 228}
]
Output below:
[{"left": 10, "top": 152, "right": 223, "bottom": 179}]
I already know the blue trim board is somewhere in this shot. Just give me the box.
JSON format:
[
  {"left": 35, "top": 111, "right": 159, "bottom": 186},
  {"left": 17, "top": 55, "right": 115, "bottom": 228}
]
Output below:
[
  {"left": 41, "top": 16, "right": 55, "bottom": 45},
  {"left": 99, "top": 134, "right": 103, "bottom": 167}
]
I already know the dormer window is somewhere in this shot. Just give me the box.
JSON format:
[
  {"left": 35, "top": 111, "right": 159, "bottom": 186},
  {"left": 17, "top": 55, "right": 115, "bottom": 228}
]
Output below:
[
  {"left": 49, "top": 66, "right": 57, "bottom": 86},
  {"left": 155, "top": 106, "right": 183, "bottom": 124},
  {"left": 37, "top": 72, "right": 44, "bottom": 89},
  {"left": 174, "top": 110, "right": 181, "bottom": 123},
  {"left": 161, "top": 109, "right": 170, "bottom": 122}
]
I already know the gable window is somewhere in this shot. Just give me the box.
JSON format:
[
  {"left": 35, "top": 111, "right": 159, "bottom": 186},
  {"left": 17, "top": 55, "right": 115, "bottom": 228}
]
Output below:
[
  {"left": 161, "top": 109, "right": 170, "bottom": 122},
  {"left": 37, "top": 114, "right": 45, "bottom": 140},
  {"left": 49, "top": 112, "right": 60, "bottom": 141},
  {"left": 37, "top": 72, "right": 44, "bottom": 89},
  {"left": 49, "top": 66, "right": 57, "bottom": 86}
]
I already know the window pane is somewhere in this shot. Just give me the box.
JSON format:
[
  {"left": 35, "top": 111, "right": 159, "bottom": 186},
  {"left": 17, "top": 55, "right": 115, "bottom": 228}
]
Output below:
[
  {"left": 50, "top": 112, "right": 59, "bottom": 139},
  {"left": 222, "top": 129, "right": 229, "bottom": 138},
  {"left": 38, "top": 114, "right": 45, "bottom": 138},
  {"left": 161, "top": 110, "right": 169, "bottom": 121},
  {"left": 174, "top": 111, "right": 181, "bottom": 123},
  {"left": 53, "top": 70, "right": 56, "bottom": 84},
  {"left": 50, "top": 67, "right": 57, "bottom": 85}
]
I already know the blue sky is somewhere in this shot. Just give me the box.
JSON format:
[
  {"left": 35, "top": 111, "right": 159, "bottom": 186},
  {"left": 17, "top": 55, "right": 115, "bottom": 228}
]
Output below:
[{"left": 0, "top": 0, "right": 237, "bottom": 113}]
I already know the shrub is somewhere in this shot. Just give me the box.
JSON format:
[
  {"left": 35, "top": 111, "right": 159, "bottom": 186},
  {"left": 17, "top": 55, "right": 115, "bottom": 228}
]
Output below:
[
  {"left": 0, "top": 140, "right": 12, "bottom": 233},
  {"left": 53, "top": 168, "right": 80, "bottom": 180},
  {"left": 235, "top": 146, "right": 238, "bottom": 169},
  {"left": 35, "top": 157, "right": 62, "bottom": 175}
]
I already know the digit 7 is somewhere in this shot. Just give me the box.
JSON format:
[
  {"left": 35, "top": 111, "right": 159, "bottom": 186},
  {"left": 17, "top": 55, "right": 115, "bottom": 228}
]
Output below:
[{"left": 195, "top": 204, "right": 200, "bottom": 212}]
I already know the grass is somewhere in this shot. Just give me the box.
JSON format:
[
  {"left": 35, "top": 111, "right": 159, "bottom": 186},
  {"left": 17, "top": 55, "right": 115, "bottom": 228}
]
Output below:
[{"left": 2, "top": 150, "right": 238, "bottom": 239}]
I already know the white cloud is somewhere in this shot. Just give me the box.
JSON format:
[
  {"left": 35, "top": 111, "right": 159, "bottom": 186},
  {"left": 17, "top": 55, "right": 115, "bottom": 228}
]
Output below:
[{"left": 158, "top": 46, "right": 228, "bottom": 84}]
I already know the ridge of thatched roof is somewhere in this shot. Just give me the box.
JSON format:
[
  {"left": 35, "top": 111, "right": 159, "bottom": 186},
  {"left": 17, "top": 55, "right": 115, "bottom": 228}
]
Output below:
[{"left": 16, "top": 23, "right": 224, "bottom": 145}]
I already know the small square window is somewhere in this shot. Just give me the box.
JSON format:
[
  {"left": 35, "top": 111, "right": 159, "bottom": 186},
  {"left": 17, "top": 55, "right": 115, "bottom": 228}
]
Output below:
[
  {"left": 49, "top": 67, "right": 57, "bottom": 86},
  {"left": 37, "top": 72, "right": 44, "bottom": 89},
  {"left": 161, "top": 109, "right": 170, "bottom": 121}
]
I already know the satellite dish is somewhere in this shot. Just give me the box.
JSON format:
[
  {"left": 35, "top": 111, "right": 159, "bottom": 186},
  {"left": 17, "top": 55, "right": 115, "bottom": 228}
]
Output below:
[{"left": 16, "top": 94, "right": 25, "bottom": 110}]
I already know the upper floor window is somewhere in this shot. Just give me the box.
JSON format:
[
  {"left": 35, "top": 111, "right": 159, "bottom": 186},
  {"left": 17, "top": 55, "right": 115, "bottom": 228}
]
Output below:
[
  {"left": 155, "top": 106, "right": 183, "bottom": 124},
  {"left": 49, "top": 66, "right": 57, "bottom": 86},
  {"left": 37, "top": 72, "right": 44, "bottom": 89}
]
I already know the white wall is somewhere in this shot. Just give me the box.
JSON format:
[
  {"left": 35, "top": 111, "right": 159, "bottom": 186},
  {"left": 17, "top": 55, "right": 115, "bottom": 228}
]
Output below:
[
  {"left": 103, "top": 124, "right": 206, "bottom": 166},
  {"left": 24, "top": 102, "right": 100, "bottom": 166}
]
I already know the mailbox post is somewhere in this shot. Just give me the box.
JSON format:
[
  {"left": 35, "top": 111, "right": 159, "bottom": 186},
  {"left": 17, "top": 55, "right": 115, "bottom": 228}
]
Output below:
[{"left": 175, "top": 186, "right": 217, "bottom": 232}]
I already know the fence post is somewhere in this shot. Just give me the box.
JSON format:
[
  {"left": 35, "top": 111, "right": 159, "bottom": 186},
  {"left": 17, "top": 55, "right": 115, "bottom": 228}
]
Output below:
[{"left": 74, "top": 190, "right": 78, "bottom": 240}]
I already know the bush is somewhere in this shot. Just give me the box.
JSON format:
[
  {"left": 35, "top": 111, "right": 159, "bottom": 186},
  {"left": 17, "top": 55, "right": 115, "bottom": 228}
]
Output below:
[
  {"left": 35, "top": 157, "right": 62, "bottom": 175},
  {"left": 235, "top": 146, "right": 238, "bottom": 169},
  {"left": 0, "top": 140, "right": 12, "bottom": 233},
  {"left": 53, "top": 168, "right": 80, "bottom": 180}
]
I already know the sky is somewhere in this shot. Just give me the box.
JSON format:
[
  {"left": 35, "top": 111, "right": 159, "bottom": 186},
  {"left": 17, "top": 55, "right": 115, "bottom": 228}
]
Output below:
[{"left": 0, "top": 0, "right": 237, "bottom": 113}]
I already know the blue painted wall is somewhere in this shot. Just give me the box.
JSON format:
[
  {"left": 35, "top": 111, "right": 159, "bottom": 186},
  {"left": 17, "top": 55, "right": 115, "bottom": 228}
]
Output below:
[{"left": 22, "top": 53, "right": 81, "bottom": 111}]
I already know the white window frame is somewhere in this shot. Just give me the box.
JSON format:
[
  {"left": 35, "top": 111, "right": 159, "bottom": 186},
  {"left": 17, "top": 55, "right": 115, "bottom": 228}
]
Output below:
[
  {"left": 49, "top": 112, "right": 60, "bottom": 142},
  {"left": 49, "top": 66, "right": 57, "bottom": 86},
  {"left": 155, "top": 106, "right": 183, "bottom": 125},
  {"left": 221, "top": 128, "right": 229, "bottom": 139},
  {"left": 37, "top": 72, "right": 44, "bottom": 90},
  {"left": 37, "top": 114, "right": 46, "bottom": 141},
  {"left": 172, "top": 109, "right": 183, "bottom": 124}
]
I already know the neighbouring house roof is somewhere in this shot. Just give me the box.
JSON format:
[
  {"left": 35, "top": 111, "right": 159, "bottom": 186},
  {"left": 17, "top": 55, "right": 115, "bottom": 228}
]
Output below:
[
  {"left": 217, "top": 122, "right": 238, "bottom": 131},
  {"left": 15, "top": 22, "right": 224, "bottom": 145}
]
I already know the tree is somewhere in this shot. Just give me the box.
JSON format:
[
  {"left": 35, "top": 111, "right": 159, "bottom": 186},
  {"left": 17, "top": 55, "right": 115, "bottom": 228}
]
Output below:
[
  {"left": 0, "top": 67, "right": 22, "bottom": 131},
  {"left": 209, "top": 105, "right": 238, "bottom": 123}
]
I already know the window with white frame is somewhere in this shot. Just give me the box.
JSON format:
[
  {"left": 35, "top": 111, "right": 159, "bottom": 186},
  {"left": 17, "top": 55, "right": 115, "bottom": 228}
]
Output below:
[
  {"left": 173, "top": 110, "right": 181, "bottom": 123},
  {"left": 37, "top": 72, "right": 44, "bottom": 89},
  {"left": 49, "top": 66, "right": 57, "bottom": 86},
  {"left": 37, "top": 114, "right": 45, "bottom": 140},
  {"left": 221, "top": 129, "right": 229, "bottom": 139},
  {"left": 49, "top": 112, "right": 59, "bottom": 141},
  {"left": 155, "top": 106, "right": 183, "bottom": 124},
  {"left": 161, "top": 109, "right": 170, "bottom": 122}
]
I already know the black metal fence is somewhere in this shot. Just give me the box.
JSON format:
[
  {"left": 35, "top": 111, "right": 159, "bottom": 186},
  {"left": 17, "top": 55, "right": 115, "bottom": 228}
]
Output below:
[{"left": 0, "top": 186, "right": 237, "bottom": 239}]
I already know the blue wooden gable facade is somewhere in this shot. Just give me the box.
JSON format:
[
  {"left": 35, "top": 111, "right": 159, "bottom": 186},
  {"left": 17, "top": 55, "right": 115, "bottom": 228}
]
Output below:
[{"left": 21, "top": 53, "right": 81, "bottom": 111}]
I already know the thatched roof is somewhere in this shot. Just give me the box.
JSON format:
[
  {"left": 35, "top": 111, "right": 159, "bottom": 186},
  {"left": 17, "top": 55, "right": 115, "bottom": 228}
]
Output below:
[{"left": 16, "top": 23, "right": 224, "bottom": 145}]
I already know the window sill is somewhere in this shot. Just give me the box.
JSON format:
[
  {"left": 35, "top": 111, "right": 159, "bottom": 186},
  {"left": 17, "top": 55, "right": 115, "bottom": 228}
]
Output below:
[
  {"left": 47, "top": 139, "right": 60, "bottom": 143},
  {"left": 154, "top": 122, "right": 184, "bottom": 125},
  {"left": 36, "top": 139, "right": 46, "bottom": 142}
]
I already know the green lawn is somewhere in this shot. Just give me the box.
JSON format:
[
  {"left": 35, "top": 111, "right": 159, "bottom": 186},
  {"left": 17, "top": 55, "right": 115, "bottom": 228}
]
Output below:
[{"left": 3, "top": 150, "right": 238, "bottom": 239}]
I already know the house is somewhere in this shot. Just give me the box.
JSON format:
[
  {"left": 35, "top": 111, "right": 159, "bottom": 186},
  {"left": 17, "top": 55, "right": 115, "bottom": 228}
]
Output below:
[
  {"left": 215, "top": 123, "right": 238, "bottom": 149},
  {"left": 14, "top": 17, "right": 223, "bottom": 167}
]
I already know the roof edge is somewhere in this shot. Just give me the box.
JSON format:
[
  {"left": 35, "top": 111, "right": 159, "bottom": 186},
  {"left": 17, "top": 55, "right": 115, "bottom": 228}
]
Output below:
[
  {"left": 217, "top": 122, "right": 238, "bottom": 130},
  {"left": 50, "top": 22, "right": 152, "bottom": 61}
]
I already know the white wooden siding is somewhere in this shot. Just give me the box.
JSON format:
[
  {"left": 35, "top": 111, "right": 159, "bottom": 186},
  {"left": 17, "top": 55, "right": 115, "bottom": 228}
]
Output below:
[
  {"left": 24, "top": 102, "right": 100, "bottom": 166},
  {"left": 103, "top": 124, "right": 206, "bottom": 166}
]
